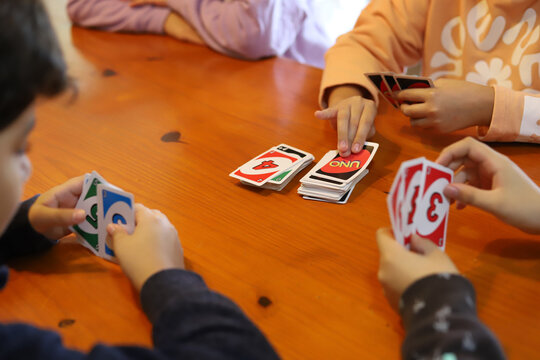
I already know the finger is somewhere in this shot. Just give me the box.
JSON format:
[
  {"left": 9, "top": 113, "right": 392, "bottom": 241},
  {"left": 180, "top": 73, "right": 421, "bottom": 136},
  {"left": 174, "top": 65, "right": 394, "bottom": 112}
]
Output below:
[
  {"left": 376, "top": 227, "right": 400, "bottom": 254},
  {"left": 33, "top": 207, "right": 85, "bottom": 229},
  {"left": 347, "top": 102, "right": 363, "bottom": 146},
  {"left": 314, "top": 107, "right": 338, "bottom": 120},
  {"left": 436, "top": 137, "right": 500, "bottom": 172},
  {"left": 410, "top": 234, "right": 440, "bottom": 255},
  {"left": 337, "top": 106, "right": 351, "bottom": 156},
  {"left": 107, "top": 223, "right": 129, "bottom": 248},
  {"left": 442, "top": 183, "right": 496, "bottom": 212},
  {"left": 401, "top": 102, "right": 430, "bottom": 119},
  {"left": 351, "top": 102, "right": 376, "bottom": 153},
  {"left": 53, "top": 176, "right": 86, "bottom": 204},
  {"left": 396, "top": 89, "right": 430, "bottom": 103}
]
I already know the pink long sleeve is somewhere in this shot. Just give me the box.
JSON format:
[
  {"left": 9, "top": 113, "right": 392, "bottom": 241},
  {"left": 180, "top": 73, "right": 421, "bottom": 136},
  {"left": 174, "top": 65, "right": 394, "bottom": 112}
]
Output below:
[
  {"left": 479, "top": 86, "right": 540, "bottom": 142},
  {"left": 166, "top": 0, "right": 307, "bottom": 60},
  {"left": 67, "top": 0, "right": 170, "bottom": 34}
]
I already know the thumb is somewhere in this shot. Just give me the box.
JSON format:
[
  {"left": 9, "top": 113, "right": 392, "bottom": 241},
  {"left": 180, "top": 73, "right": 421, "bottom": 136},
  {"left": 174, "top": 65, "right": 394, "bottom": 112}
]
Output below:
[
  {"left": 444, "top": 183, "right": 495, "bottom": 213},
  {"left": 107, "top": 223, "right": 129, "bottom": 240},
  {"left": 314, "top": 107, "right": 338, "bottom": 120},
  {"left": 410, "top": 234, "right": 439, "bottom": 255}
]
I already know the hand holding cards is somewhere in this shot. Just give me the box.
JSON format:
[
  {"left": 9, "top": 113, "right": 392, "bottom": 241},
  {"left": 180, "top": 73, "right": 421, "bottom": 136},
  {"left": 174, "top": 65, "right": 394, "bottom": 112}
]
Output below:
[
  {"left": 298, "top": 142, "right": 379, "bottom": 204},
  {"left": 229, "top": 144, "right": 314, "bottom": 191},
  {"left": 387, "top": 158, "right": 453, "bottom": 250},
  {"left": 70, "top": 171, "right": 135, "bottom": 262},
  {"left": 365, "top": 72, "right": 434, "bottom": 108}
]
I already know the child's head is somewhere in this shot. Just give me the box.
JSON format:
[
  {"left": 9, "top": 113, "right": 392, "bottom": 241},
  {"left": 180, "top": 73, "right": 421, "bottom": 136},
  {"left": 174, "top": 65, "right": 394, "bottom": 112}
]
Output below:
[{"left": 0, "top": 0, "right": 67, "bottom": 234}]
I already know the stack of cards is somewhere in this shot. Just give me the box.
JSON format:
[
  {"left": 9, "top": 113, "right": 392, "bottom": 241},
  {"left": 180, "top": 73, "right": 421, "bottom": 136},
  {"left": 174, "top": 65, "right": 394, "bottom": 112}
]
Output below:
[
  {"left": 298, "top": 142, "right": 379, "bottom": 204},
  {"left": 365, "top": 72, "right": 434, "bottom": 109},
  {"left": 229, "top": 144, "right": 314, "bottom": 191},
  {"left": 387, "top": 158, "right": 453, "bottom": 250},
  {"left": 70, "top": 171, "right": 135, "bottom": 262}
]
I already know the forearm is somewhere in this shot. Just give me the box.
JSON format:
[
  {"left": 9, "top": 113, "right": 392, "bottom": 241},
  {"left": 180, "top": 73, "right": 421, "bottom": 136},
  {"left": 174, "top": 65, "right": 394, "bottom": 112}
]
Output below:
[
  {"left": 67, "top": 0, "right": 170, "bottom": 34},
  {"left": 326, "top": 84, "right": 373, "bottom": 108},
  {"left": 142, "top": 269, "right": 280, "bottom": 359},
  {"left": 401, "top": 274, "right": 506, "bottom": 359}
]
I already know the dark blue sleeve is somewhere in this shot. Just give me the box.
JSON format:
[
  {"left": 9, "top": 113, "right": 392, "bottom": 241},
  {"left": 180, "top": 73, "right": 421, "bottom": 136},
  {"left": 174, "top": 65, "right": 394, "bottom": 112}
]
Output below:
[
  {"left": 0, "top": 196, "right": 56, "bottom": 263},
  {"left": 0, "top": 269, "right": 280, "bottom": 359},
  {"left": 400, "top": 274, "right": 506, "bottom": 360}
]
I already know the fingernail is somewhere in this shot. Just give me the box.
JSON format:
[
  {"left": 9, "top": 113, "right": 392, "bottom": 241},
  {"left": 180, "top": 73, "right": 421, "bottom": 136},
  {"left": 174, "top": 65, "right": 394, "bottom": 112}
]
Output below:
[
  {"left": 339, "top": 140, "right": 347, "bottom": 151},
  {"left": 73, "top": 209, "right": 85, "bottom": 222},
  {"left": 352, "top": 143, "right": 361, "bottom": 153},
  {"left": 444, "top": 185, "right": 459, "bottom": 198}
]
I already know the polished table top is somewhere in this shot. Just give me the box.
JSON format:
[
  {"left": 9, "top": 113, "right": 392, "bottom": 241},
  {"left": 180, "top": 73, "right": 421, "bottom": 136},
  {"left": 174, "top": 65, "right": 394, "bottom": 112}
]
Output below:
[{"left": 1, "top": 1, "right": 539, "bottom": 359}]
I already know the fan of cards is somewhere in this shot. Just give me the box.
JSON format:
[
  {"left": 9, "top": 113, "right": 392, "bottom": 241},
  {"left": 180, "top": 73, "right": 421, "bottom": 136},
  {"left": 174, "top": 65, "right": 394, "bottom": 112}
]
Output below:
[
  {"left": 229, "top": 144, "right": 314, "bottom": 191},
  {"left": 298, "top": 142, "right": 379, "bottom": 204},
  {"left": 69, "top": 171, "right": 135, "bottom": 262},
  {"left": 365, "top": 72, "right": 434, "bottom": 109},
  {"left": 387, "top": 157, "right": 453, "bottom": 251}
]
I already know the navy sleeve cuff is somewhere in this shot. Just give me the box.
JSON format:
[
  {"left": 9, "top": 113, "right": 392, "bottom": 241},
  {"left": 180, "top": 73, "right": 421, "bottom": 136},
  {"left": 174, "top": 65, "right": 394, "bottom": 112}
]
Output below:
[
  {"left": 400, "top": 273, "right": 477, "bottom": 332},
  {"left": 140, "top": 269, "right": 210, "bottom": 324},
  {"left": 0, "top": 196, "right": 56, "bottom": 262}
]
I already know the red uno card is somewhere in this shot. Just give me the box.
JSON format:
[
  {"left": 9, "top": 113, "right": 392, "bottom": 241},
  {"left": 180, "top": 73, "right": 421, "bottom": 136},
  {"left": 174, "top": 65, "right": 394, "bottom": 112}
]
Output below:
[
  {"left": 230, "top": 148, "right": 299, "bottom": 186},
  {"left": 415, "top": 161, "right": 453, "bottom": 250}
]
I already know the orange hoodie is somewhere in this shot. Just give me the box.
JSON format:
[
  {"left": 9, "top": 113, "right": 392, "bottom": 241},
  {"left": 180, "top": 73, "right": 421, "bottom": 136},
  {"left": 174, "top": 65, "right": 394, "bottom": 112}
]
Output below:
[{"left": 320, "top": 0, "right": 540, "bottom": 143}]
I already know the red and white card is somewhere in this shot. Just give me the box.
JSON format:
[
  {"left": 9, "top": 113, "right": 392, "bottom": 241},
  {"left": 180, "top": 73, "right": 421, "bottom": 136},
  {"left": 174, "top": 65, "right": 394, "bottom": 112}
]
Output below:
[{"left": 387, "top": 157, "right": 453, "bottom": 250}]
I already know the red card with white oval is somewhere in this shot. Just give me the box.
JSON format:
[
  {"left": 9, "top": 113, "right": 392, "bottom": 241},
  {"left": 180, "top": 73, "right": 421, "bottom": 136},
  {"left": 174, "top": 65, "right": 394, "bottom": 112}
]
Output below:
[{"left": 415, "top": 161, "right": 453, "bottom": 251}]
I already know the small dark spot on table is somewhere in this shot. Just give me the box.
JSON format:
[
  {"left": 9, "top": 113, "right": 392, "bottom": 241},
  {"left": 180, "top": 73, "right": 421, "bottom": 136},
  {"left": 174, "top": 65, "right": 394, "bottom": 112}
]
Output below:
[
  {"left": 147, "top": 56, "right": 163, "bottom": 61},
  {"left": 258, "top": 296, "right": 272, "bottom": 308},
  {"left": 102, "top": 69, "right": 117, "bottom": 77},
  {"left": 161, "top": 131, "right": 182, "bottom": 143},
  {"left": 383, "top": 191, "right": 389, "bottom": 194},
  {"left": 58, "top": 319, "right": 76, "bottom": 328}
]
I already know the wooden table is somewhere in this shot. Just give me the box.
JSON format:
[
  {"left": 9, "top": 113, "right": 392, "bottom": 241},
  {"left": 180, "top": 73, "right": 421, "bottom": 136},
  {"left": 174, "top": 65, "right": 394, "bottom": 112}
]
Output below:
[{"left": 1, "top": 1, "right": 539, "bottom": 358}]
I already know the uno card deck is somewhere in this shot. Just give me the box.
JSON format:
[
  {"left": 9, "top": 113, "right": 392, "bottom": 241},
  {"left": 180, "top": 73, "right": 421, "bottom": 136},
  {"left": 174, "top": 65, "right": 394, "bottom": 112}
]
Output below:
[
  {"left": 231, "top": 144, "right": 314, "bottom": 190},
  {"left": 71, "top": 172, "right": 135, "bottom": 262},
  {"left": 387, "top": 158, "right": 453, "bottom": 250},
  {"left": 298, "top": 142, "right": 378, "bottom": 204}
]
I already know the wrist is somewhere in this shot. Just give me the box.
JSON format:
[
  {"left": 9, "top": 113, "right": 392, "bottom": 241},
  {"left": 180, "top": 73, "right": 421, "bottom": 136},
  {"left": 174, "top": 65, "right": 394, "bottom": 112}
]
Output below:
[
  {"left": 327, "top": 85, "right": 368, "bottom": 108},
  {"left": 476, "top": 85, "right": 495, "bottom": 127}
]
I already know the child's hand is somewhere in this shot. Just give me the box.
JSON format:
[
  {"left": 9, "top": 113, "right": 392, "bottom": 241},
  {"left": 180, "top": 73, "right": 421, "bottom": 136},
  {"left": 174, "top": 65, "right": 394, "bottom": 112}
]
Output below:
[
  {"left": 315, "top": 85, "right": 376, "bottom": 157},
  {"left": 108, "top": 204, "right": 184, "bottom": 292},
  {"left": 397, "top": 79, "right": 494, "bottom": 133},
  {"left": 437, "top": 137, "right": 540, "bottom": 234},
  {"left": 376, "top": 228, "right": 459, "bottom": 310},
  {"left": 28, "top": 176, "right": 86, "bottom": 240}
]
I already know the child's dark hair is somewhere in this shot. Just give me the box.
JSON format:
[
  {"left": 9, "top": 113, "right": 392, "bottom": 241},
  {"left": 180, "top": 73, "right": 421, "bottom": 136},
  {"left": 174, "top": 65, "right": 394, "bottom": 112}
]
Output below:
[{"left": 0, "top": 0, "right": 67, "bottom": 131}]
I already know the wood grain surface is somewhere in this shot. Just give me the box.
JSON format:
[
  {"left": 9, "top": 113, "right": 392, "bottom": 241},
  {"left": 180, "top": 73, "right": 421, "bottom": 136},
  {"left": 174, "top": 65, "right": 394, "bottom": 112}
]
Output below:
[{"left": 1, "top": 1, "right": 539, "bottom": 358}]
